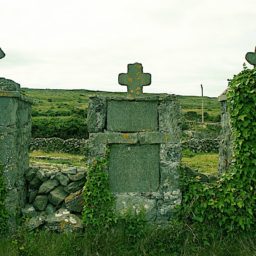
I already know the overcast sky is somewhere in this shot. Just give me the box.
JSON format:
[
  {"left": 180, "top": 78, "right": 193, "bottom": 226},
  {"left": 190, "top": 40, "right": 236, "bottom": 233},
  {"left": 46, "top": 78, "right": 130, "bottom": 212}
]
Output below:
[{"left": 1, "top": 0, "right": 256, "bottom": 96}]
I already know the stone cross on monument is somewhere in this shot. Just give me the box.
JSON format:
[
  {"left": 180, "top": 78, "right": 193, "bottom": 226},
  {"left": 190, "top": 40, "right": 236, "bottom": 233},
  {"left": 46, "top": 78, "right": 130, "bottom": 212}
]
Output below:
[
  {"left": 0, "top": 48, "right": 5, "bottom": 59},
  {"left": 118, "top": 63, "right": 151, "bottom": 96},
  {"left": 245, "top": 47, "right": 256, "bottom": 68}
]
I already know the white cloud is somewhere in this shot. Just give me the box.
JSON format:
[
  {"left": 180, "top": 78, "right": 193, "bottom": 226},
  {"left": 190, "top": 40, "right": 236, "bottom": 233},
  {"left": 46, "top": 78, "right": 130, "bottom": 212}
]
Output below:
[{"left": 0, "top": 0, "right": 256, "bottom": 96}]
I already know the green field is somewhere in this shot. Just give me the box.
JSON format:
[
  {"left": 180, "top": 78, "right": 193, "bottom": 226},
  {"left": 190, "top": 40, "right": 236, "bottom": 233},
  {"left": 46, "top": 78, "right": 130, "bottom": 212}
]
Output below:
[
  {"left": 21, "top": 88, "right": 221, "bottom": 139},
  {"left": 182, "top": 152, "right": 219, "bottom": 175},
  {"left": 22, "top": 88, "right": 220, "bottom": 117}
]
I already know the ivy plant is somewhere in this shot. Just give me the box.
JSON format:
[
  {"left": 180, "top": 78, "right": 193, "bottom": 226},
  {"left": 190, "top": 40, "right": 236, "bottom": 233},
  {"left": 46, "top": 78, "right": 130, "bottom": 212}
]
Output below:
[
  {"left": 180, "top": 66, "right": 256, "bottom": 232},
  {"left": 82, "top": 157, "right": 116, "bottom": 231}
]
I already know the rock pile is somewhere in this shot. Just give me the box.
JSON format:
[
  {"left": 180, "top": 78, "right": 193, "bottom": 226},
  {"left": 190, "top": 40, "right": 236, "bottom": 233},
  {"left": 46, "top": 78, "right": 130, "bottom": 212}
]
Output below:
[
  {"left": 25, "top": 208, "right": 83, "bottom": 232},
  {"left": 24, "top": 166, "right": 86, "bottom": 218}
]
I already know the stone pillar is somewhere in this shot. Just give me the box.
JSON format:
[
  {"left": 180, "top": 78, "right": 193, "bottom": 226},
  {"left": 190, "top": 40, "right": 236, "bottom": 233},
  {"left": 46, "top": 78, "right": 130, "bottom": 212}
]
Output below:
[
  {"left": 0, "top": 78, "right": 31, "bottom": 231},
  {"left": 218, "top": 91, "right": 233, "bottom": 174},
  {"left": 87, "top": 94, "right": 182, "bottom": 222}
]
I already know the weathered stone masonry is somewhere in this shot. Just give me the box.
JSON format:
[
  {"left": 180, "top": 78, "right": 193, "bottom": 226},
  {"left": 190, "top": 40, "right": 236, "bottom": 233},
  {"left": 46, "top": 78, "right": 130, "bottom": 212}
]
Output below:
[
  {"left": 87, "top": 94, "right": 182, "bottom": 221},
  {"left": 218, "top": 91, "right": 233, "bottom": 174},
  {"left": 0, "top": 78, "right": 31, "bottom": 231}
]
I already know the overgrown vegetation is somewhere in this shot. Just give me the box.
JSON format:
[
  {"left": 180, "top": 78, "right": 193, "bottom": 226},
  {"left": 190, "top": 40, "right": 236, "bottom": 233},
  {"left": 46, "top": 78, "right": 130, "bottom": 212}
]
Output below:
[
  {"left": 1, "top": 224, "right": 256, "bottom": 255},
  {"left": 180, "top": 66, "right": 256, "bottom": 232},
  {"left": 0, "top": 164, "right": 8, "bottom": 234},
  {"left": 11, "top": 69, "right": 255, "bottom": 253},
  {"left": 82, "top": 157, "right": 116, "bottom": 231},
  {"left": 32, "top": 116, "right": 88, "bottom": 139}
]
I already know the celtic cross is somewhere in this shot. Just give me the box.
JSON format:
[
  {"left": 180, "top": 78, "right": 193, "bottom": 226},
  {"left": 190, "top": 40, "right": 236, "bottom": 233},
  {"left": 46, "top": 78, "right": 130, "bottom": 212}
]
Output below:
[
  {"left": 245, "top": 47, "right": 256, "bottom": 68},
  {"left": 118, "top": 63, "right": 151, "bottom": 96}
]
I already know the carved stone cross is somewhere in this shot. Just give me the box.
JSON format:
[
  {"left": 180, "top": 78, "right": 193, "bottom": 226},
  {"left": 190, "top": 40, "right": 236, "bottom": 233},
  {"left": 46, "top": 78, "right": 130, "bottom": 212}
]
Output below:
[
  {"left": 118, "top": 63, "right": 151, "bottom": 96},
  {"left": 0, "top": 48, "right": 5, "bottom": 59},
  {"left": 245, "top": 47, "right": 256, "bottom": 68}
]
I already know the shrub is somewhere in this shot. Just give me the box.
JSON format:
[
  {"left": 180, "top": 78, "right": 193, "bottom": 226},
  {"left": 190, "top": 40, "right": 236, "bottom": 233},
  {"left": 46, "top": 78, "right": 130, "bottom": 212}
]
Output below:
[
  {"left": 32, "top": 116, "right": 88, "bottom": 139},
  {"left": 82, "top": 157, "right": 116, "bottom": 231},
  {"left": 180, "top": 66, "right": 256, "bottom": 232}
]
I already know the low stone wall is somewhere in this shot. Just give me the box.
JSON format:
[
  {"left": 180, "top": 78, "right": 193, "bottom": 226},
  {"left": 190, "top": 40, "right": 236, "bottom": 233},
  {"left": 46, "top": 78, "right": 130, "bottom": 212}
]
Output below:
[
  {"left": 30, "top": 138, "right": 88, "bottom": 154},
  {"left": 23, "top": 165, "right": 86, "bottom": 222},
  {"left": 30, "top": 137, "right": 220, "bottom": 155},
  {"left": 182, "top": 138, "right": 220, "bottom": 153}
]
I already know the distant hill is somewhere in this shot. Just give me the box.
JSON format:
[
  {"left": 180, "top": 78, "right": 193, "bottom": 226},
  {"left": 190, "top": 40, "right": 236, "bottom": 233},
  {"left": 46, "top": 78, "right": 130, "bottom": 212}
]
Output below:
[{"left": 21, "top": 88, "right": 221, "bottom": 139}]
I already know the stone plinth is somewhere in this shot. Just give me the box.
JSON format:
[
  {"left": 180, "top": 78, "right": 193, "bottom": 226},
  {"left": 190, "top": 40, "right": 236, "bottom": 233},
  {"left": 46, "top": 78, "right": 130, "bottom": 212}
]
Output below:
[
  {"left": 87, "top": 94, "right": 182, "bottom": 222},
  {"left": 0, "top": 78, "right": 32, "bottom": 231}
]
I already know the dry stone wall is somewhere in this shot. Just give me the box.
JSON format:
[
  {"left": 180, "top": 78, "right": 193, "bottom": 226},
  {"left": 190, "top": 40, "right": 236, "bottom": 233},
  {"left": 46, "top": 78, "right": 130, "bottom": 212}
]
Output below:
[
  {"left": 24, "top": 165, "right": 86, "bottom": 215},
  {"left": 30, "top": 137, "right": 88, "bottom": 154},
  {"left": 182, "top": 138, "right": 220, "bottom": 153},
  {"left": 22, "top": 165, "right": 86, "bottom": 232}
]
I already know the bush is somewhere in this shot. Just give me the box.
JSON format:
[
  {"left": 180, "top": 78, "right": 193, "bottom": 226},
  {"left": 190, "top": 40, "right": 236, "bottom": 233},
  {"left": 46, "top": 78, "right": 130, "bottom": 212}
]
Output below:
[
  {"left": 32, "top": 116, "right": 88, "bottom": 139},
  {"left": 179, "top": 66, "right": 256, "bottom": 232}
]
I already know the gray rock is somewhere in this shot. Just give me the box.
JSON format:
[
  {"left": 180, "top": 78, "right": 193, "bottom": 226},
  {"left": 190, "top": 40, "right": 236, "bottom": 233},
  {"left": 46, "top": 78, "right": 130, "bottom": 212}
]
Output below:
[
  {"left": 22, "top": 204, "right": 37, "bottom": 218},
  {"left": 62, "top": 167, "right": 77, "bottom": 175},
  {"left": 49, "top": 186, "right": 68, "bottom": 206},
  {"left": 68, "top": 172, "right": 85, "bottom": 182},
  {"left": 65, "top": 189, "right": 84, "bottom": 213},
  {"left": 56, "top": 172, "right": 70, "bottom": 186},
  {"left": 44, "top": 170, "right": 55, "bottom": 178},
  {"left": 38, "top": 179, "right": 59, "bottom": 194},
  {"left": 87, "top": 96, "right": 107, "bottom": 132},
  {"left": 36, "top": 169, "right": 48, "bottom": 182},
  {"left": 25, "top": 167, "right": 37, "bottom": 181},
  {"left": 45, "top": 204, "right": 56, "bottom": 214},
  {"left": 64, "top": 180, "right": 85, "bottom": 193},
  {"left": 30, "top": 176, "right": 42, "bottom": 189},
  {"left": 116, "top": 194, "right": 157, "bottom": 221},
  {"left": 28, "top": 189, "right": 38, "bottom": 204},
  {"left": 45, "top": 209, "right": 83, "bottom": 232},
  {"left": 25, "top": 215, "right": 46, "bottom": 231},
  {"left": 33, "top": 195, "right": 48, "bottom": 211}
]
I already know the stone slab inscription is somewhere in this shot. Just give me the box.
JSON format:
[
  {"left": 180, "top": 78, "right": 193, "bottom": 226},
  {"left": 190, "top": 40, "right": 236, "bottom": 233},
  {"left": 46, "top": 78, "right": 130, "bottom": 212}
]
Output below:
[
  {"left": 108, "top": 144, "right": 160, "bottom": 192},
  {"left": 107, "top": 101, "right": 158, "bottom": 132}
]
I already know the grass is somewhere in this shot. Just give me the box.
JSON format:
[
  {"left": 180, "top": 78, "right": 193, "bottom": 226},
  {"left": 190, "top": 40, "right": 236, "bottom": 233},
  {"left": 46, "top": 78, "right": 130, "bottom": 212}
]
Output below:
[
  {"left": 182, "top": 152, "right": 219, "bottom": 175},
  {"left": 1, "top": 224, "right": 256, "bottom": 256},
  {"left": 29, "top": 150, "right": 86, "bottom": 167},
  {"left": 21, "top": 88, "right": 220, "bottom": 119},
  {"left": 29, "top": 149, "right": 219, "bottom": 176},
  {"left": 21, "top": 88, "right": 221, "bottom": 139},
  {"left": 21, "top": 88, "right": 127, "bottom": 116}
]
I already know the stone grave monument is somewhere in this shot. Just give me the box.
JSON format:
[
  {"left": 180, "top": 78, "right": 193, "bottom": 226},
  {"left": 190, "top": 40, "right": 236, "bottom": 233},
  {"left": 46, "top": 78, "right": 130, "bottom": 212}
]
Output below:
[
  {"left": 0, "top": 49, "right": 32, "bottom": 231},
  {"left": 87, "top": 63, "right": 182, "bottom": 221},
  {"left": 218, "top": 47, "right": 256, "bottom": 174}
]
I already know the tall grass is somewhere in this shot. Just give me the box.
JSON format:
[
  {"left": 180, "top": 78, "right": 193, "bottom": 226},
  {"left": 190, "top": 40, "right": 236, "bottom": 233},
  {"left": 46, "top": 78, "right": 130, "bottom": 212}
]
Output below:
[{"left": 1, "top": 223, "right": 256, "bottom": 256}]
